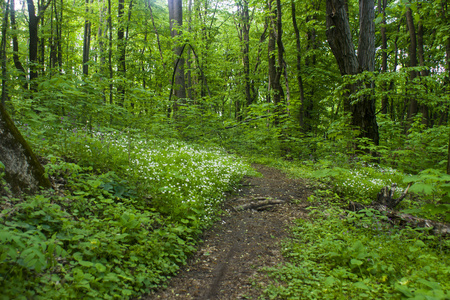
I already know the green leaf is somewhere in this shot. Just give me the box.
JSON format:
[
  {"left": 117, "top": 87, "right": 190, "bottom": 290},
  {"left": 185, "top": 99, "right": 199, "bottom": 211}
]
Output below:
[
  {"left": 353, "top": 281, "right": 369, "bottom": 290},
  {"left": 409, "top": 183, "right": 435, "bottom": 195},
  {"left": 95, "top": 263, "right": 107, "bottom": 272},
  {"left": 78, "top": 260, "right": 94, "bottom": 267},
  {"left": 350, "top": 259, "right": 363, "bottom": 266}
]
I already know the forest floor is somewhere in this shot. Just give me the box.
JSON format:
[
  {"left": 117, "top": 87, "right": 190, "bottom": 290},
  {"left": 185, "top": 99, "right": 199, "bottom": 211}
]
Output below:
[{"left": 143, "top": 164, "right": 313, "bottom": 300}]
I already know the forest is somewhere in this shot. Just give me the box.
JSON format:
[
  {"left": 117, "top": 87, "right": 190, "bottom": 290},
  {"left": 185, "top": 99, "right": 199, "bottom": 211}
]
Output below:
[{"left": 0, "top": 0, "right": 449, "bottom": 298}]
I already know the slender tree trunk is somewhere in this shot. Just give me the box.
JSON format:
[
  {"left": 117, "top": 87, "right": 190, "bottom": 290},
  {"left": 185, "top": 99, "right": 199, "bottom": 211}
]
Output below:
[
  {"left": 10, "top": 0, "right": 27, "bottom": 90},
  {"left": 168, "top": 0, "right": 186, "bottom": 114},
  {"left": 107, "top": 0, "right": 113, "bottom": 108},
  {"left": 83, "top": 0, "right": 91, "bottom": 76},
  {"left": 416, "top": 5, "right": 429, "bottom": 125},
  {"left": 241, "top": 0, "right": 251, "bottom": 107},
  {"left": 379, "top": 0, "right": 388, "bottom": 114},
  {"left": 26, "top": 0, "right": 51, "bottom": 91},
  {"left": 148, "top": 0, "right": 165, "bottom": 69},
  {"left": 291, "top": 1, "right": 305, "bottom": 128},
  {"left": 186, "top": 0, "right": 192, "bottom": 100},
  {"left": 405, "top": 6, "right": 418, "bottom": 121},
  {"left": 1, "top": 0, "right": 10, "bottom": 106},
  {"left": 117, "top": 0, "right": 125, "bottom": 106},
  {"left": 27, "top": 0, "right": 40, "bottom": 88},
  {"left": 56, "top": 0, "right": 62, "bottom": 70},
  {"left": 267, "top": 0, "right": 284, "bottom": 124}
]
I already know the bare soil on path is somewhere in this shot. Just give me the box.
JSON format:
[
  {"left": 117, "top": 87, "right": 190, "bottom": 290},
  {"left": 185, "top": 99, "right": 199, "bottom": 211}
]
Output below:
[{"left": 143, "top": 164, "right": 312, "bottom": 300}]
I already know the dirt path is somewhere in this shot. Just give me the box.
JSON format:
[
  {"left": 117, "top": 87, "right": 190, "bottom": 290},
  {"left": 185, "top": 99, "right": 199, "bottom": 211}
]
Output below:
[{"left": 144, "top": 164, "right": 311, "bottom": 299}]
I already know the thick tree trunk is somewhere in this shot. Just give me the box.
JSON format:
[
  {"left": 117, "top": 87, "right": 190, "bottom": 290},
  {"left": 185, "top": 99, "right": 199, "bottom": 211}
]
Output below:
[
  {"left": 354, "top": 0, "right": 379, "bottom": 145},
  {"left": 0, "top": 104, "right": 51, "bottom": 194},
  {"left": 326, "top": 0, "right": 379, "bottom": 146}
]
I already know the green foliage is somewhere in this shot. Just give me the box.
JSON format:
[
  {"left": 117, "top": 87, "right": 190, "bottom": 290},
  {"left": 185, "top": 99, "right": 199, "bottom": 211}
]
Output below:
[
  {"left": 263, "top": 207, "right": 449, "bottom": 300},
  {"left": 403, "top": 169, "right": 450, "bottom": 222},
  {"left": 0, "top": 126, "right": 251, "bottom": 299},
  {"left": 311, "top": 163, "right": 404, "bottom": 205}
]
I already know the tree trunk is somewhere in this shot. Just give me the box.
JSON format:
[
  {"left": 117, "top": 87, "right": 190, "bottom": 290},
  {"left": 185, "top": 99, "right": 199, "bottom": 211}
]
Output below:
[
  {"left": 291, "top": 1, "right": 305, "bottom": 128},
  {"left": 405, "top": 6, "right": 418, "bottom": 121},
  {"left": 240, "top": 0, "right": 252, "bottom": 107},
  {"left": 378, "top": 0, "right": 388, "bottom": 114},
  {"left": 83, "top": 0, "right": 92, "bottom": 76},
  {"left": 107, "top": 0, "right": 113, "bottom": 110},
  {"left": 354, "top": 0, "right": 379, "bottom": 145},
  {"left": 326, "top": 0, "right": 379, "bottom": 146},
  {"left": 416, "top": 5, "right": 429, "bottom": 125},
  {"left": 10, "top": 0, "right": 27, "bottom": 90},
  {"left": 0, "top": 104, "right": 51, "bottom": 194},
  {"left": 116, "top": 0, "right": 125, "bottom": 106},
  {"left": 148, "top": 0, "right": 165, "bottom": 69},
  {"left": 267, "top": 0, "right": 284, "bottom": 124},
  {"left": 1, "top": 0, "right": 10, "bottom": 106},
  {"left": 168, "top": 0, "right": 186, "bottom": 114},
  {"left": 26, "top": 0, "right": 51, "bottom": 91}
]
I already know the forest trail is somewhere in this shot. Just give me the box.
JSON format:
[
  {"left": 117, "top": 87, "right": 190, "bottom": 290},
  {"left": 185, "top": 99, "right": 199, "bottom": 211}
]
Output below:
[{"left": 145, "top": 164, "right": 312, "bottom": 299}]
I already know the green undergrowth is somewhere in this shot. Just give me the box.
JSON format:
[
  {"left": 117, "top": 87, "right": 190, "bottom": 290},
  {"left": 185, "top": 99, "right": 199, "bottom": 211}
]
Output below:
[
  {"left": 263, "top": 206, "right": 449, "bottom": 300},
  {"left": 0, "top": 128, "right": 252, "bottom": 299},
  {"left": 257, "top": 158, "right": 449, "bottom": 300}
]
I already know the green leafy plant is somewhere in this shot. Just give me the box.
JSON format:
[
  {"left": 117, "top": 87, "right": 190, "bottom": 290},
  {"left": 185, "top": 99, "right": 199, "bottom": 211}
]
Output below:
[{"left": 263, "top": 207, "right": 449, "bottom": 300}]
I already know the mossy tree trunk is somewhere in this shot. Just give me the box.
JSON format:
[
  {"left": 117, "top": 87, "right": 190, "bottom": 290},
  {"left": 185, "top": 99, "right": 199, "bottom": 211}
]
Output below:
[{"left": 0, "top": 104, "right": 51, "bottom": 194}]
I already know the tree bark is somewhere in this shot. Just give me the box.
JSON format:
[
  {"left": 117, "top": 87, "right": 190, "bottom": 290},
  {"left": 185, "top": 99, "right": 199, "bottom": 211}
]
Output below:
[
  {"left": 168, "top": 0, "right": 186, "bottom": 113},
  {"left": 291, "top": 1, "right": 305, "bottom": 128},
  {"left": 267, "top": 0, "right": 284, "bottom": 124},
  {"left": 26, "top": 0, "right": 51, "bottom": 91},
  {"left": 326, "top": 0, "right": 379, "bottom": 146},
  {"left": 1, "top": 0, "right": 10, "bottom": 106},
  {"left": 0, "top": 104, "right": 51, "bottom": 194},
  {"left": 83, "top": 0, "right": 92, "bottom": 76}
]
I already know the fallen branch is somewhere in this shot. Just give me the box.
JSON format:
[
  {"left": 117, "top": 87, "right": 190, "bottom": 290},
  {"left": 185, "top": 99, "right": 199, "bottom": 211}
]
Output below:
[{"left": 234, "top": 199, "right": 285, "bottom": 211}]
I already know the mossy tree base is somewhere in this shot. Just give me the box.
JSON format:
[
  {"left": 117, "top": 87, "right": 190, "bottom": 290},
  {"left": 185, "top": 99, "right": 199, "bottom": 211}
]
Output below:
[{"left": 0, "top": 104, "right": 50, "bottom": 194}]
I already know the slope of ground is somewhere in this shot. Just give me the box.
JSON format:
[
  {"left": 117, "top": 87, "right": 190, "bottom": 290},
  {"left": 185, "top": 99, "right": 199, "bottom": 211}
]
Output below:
[{"left": 144, "top": 164, "right": 311, "bottom": 299}]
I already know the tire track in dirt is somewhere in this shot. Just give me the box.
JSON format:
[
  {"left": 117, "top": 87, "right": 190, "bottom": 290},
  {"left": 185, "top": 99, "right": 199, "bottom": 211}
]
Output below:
[{"left": 144, "top": 164, "right": 311, "bottom": 299}]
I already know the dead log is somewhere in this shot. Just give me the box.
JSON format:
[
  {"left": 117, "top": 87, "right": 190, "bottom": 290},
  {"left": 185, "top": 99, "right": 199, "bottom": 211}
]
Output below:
[
  {"left": 386, "top": 211, "right": 450, "bottom": 236},
  {"left": 348, "top": 184, "right": 449, "bottom": 236},
  {"left": 234, "top": 199, "right": 285, "bottom": 211}
]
